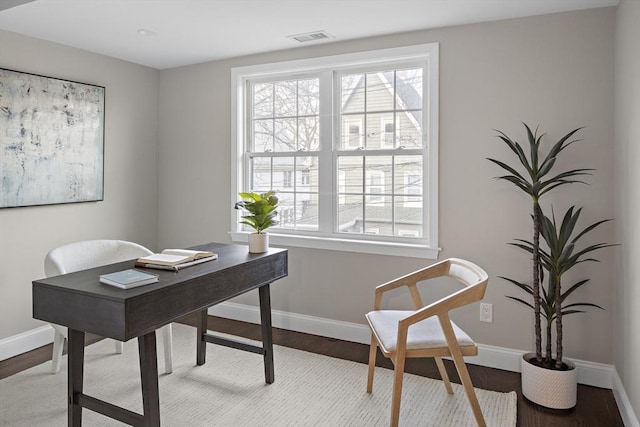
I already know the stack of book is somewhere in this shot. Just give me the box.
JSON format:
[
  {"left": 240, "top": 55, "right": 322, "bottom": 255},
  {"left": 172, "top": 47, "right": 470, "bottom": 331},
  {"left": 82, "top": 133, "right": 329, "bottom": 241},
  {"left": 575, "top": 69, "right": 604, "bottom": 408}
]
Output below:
[{"left": 134, "top": 249, "right": 217, "bottom": 271}]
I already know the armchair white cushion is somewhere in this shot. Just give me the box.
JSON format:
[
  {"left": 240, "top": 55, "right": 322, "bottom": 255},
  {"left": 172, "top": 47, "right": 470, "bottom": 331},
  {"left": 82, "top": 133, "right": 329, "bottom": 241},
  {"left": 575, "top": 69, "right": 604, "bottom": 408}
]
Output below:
[
  {"left": 44, "top": 240, "right": 173, "bottom": 374},
  {"left": 366, "top": 310, "right": 475, "bottom": 352}
]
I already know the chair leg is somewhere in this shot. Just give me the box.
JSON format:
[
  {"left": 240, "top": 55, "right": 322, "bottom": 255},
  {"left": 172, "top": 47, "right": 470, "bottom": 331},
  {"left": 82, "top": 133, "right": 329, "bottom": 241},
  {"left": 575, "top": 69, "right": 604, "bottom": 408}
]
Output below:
[
  {"left": 366, "top": 334, "right": 378, "bottom": 393},
  {"left": 114, "top": 340, "right": 124, "bottom": 354},
  {"left": 51, "top": 331, "right": 65, "bottom": 374},
  {"left": 434, "top": 357, "right": 453, "bottom": 394},
  {"left": 390, "top": 354, "right": 406, "bottom": 427},
  {"left": 161, "top": 324, "right": 173, "bottom": 374},
  {"left": 450, "top": 352, "right": 486, "bottom": 427}
]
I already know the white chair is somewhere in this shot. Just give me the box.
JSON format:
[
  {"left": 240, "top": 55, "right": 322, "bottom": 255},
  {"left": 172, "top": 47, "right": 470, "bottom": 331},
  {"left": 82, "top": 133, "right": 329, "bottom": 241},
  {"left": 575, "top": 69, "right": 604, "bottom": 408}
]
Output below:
[
  {"left": 366, "top": 258, "right": 489, "bottom": 427},
  {"left": 44, "top": 239, "right": 173, "bottom": 375}
]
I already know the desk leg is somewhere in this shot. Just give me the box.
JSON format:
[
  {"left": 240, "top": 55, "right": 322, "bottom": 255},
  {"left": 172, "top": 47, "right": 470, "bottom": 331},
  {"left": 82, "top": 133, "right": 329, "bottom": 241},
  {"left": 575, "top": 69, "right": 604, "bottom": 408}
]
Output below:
[
  {"left": 138, "top": 332, "right": 160, "bottom": 427},
  {"left": 68, "top": 329, "right": 85, "bottom": 427},
  {"left": 259, "top": 284, "right": 275, "bottom": 384},
  {"left": 196, "top": 309, "right": 207, "bottom": 366}
]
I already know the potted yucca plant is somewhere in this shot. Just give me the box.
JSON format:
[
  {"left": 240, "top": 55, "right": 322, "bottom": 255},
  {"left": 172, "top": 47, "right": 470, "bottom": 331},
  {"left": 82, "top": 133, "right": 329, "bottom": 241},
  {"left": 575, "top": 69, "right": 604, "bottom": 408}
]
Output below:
[
  {"left": 235, "top": 191, "right": 278, "bottom": 253},
  {"left": 506, "top": 206, "right": 612, "bottom": 408},
  {"left": 488, "top": 124, "right": 612, "bottom": 409}
]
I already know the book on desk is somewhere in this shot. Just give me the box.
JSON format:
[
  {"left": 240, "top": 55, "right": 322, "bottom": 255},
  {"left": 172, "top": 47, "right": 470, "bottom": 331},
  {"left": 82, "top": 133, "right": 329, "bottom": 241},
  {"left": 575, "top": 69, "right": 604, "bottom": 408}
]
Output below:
[
  {"left": 135, "top": 248, "right": 217, "bottom": 271},
  {"left": 99, "top": 269, "right": 159, "bottom": 289}
]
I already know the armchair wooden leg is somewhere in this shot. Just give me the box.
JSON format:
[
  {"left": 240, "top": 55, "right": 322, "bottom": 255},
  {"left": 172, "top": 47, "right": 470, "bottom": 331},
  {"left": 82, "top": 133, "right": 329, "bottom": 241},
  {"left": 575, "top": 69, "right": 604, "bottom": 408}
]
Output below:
[
  {"left": 390, "top": 354, "right": 406, "bottom": 427},
  {"left": 434, "top": 357, "right": 453, "bottom": 394},
  {"left": 366, "top": 334, "right": 378, "bottom": 393},
  {"left": 451, "top": 352, "right": 486, "bottom": 427}
]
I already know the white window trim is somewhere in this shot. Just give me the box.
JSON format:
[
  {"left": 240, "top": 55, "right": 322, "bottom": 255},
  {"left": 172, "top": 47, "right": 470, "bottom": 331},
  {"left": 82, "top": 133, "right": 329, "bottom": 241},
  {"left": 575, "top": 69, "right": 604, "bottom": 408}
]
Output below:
[{"left": 230, "top": 43, "right": 440, "bottom": 259}]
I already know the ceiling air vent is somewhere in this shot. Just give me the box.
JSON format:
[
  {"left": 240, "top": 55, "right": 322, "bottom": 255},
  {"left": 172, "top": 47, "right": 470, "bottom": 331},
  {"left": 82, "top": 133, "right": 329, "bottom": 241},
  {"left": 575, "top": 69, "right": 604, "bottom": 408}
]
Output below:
[{"left": 287, "top": 30, "right": 335, "bottom": 43}]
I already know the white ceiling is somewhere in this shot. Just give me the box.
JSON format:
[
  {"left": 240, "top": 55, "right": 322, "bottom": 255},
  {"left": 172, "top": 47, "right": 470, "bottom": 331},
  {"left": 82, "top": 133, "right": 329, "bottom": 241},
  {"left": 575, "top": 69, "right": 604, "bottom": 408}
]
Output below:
[{"left": 0, "top": 0, "right": 618, "bottom": 70}]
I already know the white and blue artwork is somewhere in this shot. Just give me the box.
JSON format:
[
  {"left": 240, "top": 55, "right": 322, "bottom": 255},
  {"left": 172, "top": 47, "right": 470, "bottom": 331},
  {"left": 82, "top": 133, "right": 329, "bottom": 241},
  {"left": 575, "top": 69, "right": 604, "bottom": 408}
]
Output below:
[{"left": 0, "top": 68, "right": 104, "bottom": 208}]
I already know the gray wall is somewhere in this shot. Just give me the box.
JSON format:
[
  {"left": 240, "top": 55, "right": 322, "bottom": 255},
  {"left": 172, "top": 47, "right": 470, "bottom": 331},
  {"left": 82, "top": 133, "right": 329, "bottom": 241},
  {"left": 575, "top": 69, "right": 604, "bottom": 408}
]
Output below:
[
  {"left": 614, "top": 0, "right": 640, "bottom": 417},
  {"left": 0, "top": 31, "right": 160, "bottom": 337},
  {"left": 158, "top": 8, "right": 617, "bottom": 364}
]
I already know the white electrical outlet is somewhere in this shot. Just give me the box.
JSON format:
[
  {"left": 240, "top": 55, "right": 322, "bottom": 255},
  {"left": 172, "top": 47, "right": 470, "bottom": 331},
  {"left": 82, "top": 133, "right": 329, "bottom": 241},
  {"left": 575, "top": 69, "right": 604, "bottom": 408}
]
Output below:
[{"left": 480, "top": 303, "right": 493, "bottom": 322}]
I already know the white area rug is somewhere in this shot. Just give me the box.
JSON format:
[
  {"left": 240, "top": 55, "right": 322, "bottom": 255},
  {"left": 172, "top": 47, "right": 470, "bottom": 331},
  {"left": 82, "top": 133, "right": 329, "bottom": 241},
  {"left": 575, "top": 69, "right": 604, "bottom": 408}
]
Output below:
[{"left": 0, "top": 324, "right": 516, "bottom": 426}]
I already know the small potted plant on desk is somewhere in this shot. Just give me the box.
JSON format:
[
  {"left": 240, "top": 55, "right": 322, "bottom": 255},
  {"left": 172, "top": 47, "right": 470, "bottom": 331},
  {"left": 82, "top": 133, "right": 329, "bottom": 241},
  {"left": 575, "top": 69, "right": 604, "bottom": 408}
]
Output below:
[{"left": 235, "top": 191, "right": 279, "bottom": 253}]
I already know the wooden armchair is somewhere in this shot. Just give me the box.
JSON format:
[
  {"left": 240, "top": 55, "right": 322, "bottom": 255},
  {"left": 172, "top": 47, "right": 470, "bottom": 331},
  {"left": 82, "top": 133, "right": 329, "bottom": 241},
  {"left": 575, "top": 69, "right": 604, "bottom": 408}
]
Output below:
[{"left": 365, "top": 258, "right": 489, "bottom": 427}]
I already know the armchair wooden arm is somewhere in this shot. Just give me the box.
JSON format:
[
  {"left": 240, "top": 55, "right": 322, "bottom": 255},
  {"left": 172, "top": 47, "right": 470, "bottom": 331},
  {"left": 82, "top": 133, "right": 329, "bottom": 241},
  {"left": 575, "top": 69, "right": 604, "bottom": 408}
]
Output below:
[
  {"left": 373, "top": 258, "right": 451, "bottom": 310},
  {"left": 402, "top": 278, "right": 487, "bottom": 326}
]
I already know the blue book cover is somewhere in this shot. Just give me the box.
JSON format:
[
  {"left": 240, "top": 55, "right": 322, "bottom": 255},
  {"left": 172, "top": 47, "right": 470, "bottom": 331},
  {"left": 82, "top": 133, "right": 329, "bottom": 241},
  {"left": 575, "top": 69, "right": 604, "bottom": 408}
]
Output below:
[{"left": 99, "top": 269, "right": 159, "bottom": 289}]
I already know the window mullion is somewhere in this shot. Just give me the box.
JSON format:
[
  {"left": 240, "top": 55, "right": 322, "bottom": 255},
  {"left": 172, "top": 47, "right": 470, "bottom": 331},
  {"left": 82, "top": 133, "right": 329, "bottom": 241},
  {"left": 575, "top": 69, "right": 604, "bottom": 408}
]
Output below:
[
  {"left": 244, "top": 80, "right": 253, "bottom": 193},
  {"left": 391, "top": 155, "right": 395, "bottom": 236},
  {"left": 391, "top": 71, "right": 397, "bottom": 234},
  {"left": 361, "top": 156, "right": 367, "bottom": 232},
  {"left": 318, "top": 70, "right": 334, "bottom": 234},
  {"left": 363, "top": 74, "right": 368, "bottom": 150}
]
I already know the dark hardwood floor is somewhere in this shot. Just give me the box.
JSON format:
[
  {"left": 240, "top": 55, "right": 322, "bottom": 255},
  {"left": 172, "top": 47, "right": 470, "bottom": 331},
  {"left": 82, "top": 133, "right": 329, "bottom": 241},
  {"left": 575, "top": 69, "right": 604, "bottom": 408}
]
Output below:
[{"left": 0, "top": 315, "right": 623, "bottom": 426}]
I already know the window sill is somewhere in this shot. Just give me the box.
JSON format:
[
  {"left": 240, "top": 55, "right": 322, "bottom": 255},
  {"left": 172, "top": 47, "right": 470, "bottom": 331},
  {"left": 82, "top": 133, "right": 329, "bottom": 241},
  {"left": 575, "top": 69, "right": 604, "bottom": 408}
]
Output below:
[{"left": 229, "top": 232, "right": 440, "bottom": 259}]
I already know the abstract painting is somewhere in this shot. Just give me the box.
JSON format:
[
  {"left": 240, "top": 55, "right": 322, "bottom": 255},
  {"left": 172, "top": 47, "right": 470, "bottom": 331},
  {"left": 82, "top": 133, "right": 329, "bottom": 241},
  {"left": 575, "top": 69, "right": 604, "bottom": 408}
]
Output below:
[{"left": 0, "top": 68, "right": 104, "bottom": 208}]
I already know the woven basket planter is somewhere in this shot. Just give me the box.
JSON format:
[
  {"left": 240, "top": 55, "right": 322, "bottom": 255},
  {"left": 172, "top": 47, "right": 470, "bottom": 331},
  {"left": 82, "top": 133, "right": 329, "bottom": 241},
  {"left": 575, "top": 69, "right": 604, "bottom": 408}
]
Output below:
[{"left": 521, "top": 352, "right": 577, "bottom": 409}]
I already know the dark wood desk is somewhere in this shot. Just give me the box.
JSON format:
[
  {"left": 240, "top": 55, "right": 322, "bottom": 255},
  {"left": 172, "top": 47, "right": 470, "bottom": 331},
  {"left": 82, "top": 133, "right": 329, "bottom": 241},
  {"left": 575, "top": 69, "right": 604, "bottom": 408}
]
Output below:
[{"left": 32, "top": 243, "right": 288, "bottom": 427}]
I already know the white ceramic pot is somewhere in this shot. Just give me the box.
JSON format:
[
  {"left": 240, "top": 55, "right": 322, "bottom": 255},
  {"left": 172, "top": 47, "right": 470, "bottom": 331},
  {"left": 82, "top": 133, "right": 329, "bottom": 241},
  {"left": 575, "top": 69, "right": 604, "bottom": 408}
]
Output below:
[
  {"left": 248, "top": 232, "right": 269, "bottom": 253},
  {"left": 521, "top": 352, "right": 577, "bottom": 409}
]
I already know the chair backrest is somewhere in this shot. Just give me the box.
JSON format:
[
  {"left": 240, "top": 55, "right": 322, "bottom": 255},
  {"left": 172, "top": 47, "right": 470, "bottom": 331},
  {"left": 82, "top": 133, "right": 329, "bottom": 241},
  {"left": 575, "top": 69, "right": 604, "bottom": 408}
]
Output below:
[
  {"left": 434, "top": 258, "right": 489, "bottom": 311},
  {"left": 44, "top": 239, "right": 153, "bottom": 277},
  {"left": 373, "top": 258, "right": 489, "bottom": 312},
  {"left": 446, "top": 258, "right": 488, "bottom": 288}
]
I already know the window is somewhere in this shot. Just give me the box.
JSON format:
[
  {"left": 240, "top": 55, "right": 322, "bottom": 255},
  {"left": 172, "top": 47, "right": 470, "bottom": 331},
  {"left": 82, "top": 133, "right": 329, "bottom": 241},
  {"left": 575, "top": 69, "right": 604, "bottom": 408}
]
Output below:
[
  {"left": 283, "top": 171, "right": 294, "bottom": 188},
  {"left": 231, "top": 44, "right": 439, "bottom": 258},
  {"left": 300, "top": 170, "right": 311, "bottom": 186},
  {"left": 367, "top": 172, "right": 384, "bottom": 203},
  {"left": 343, "top": 120, "right": 363, "bottom": 148},
  {"left": 405, "top": 174, "right": 421, "bottom": 195},
  {"left": 382, "top": 119, "right": 396, "bottom": 148}
]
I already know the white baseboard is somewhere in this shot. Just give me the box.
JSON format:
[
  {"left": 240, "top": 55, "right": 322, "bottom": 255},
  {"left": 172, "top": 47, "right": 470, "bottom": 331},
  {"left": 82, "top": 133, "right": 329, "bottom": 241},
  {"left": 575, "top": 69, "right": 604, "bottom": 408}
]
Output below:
[
  {"left": 0, "top": 325, "right": 54, "bottom": 361},
  {"left": 466, "top": 343, "right": 525, "bottom": 372},
  {"left": 209, "top": 301, "right": 372, "bottom": 344},
  {"left": 613, "top": 369, "right": 640, "bottom": 427},
  {"left": 208, "top": 302, "right": 617, "bottom": 390}
]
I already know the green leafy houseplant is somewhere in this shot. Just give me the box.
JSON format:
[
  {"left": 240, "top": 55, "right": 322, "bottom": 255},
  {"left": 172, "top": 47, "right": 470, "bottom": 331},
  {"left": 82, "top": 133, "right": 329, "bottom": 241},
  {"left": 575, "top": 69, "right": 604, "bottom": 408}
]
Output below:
[
  {"left": 487, "top": 123, "right": 592, "bottom": 367},
  {"left": 235, "top": 191, "right": 279, "bottom": 234}
]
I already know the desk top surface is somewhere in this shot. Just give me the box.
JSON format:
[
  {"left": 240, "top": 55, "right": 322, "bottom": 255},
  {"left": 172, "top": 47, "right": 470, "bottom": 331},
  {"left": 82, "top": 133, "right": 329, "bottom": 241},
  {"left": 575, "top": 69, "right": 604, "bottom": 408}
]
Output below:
[{"left": 33, "top": 242, "right": 287, "bottom": 302}]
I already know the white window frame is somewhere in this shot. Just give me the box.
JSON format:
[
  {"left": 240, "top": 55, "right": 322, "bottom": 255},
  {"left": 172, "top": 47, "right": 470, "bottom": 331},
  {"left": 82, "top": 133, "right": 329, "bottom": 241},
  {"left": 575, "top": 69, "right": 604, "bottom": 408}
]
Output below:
[{"left": 231, "top": 43, "right": 439, "bottom": 259}]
